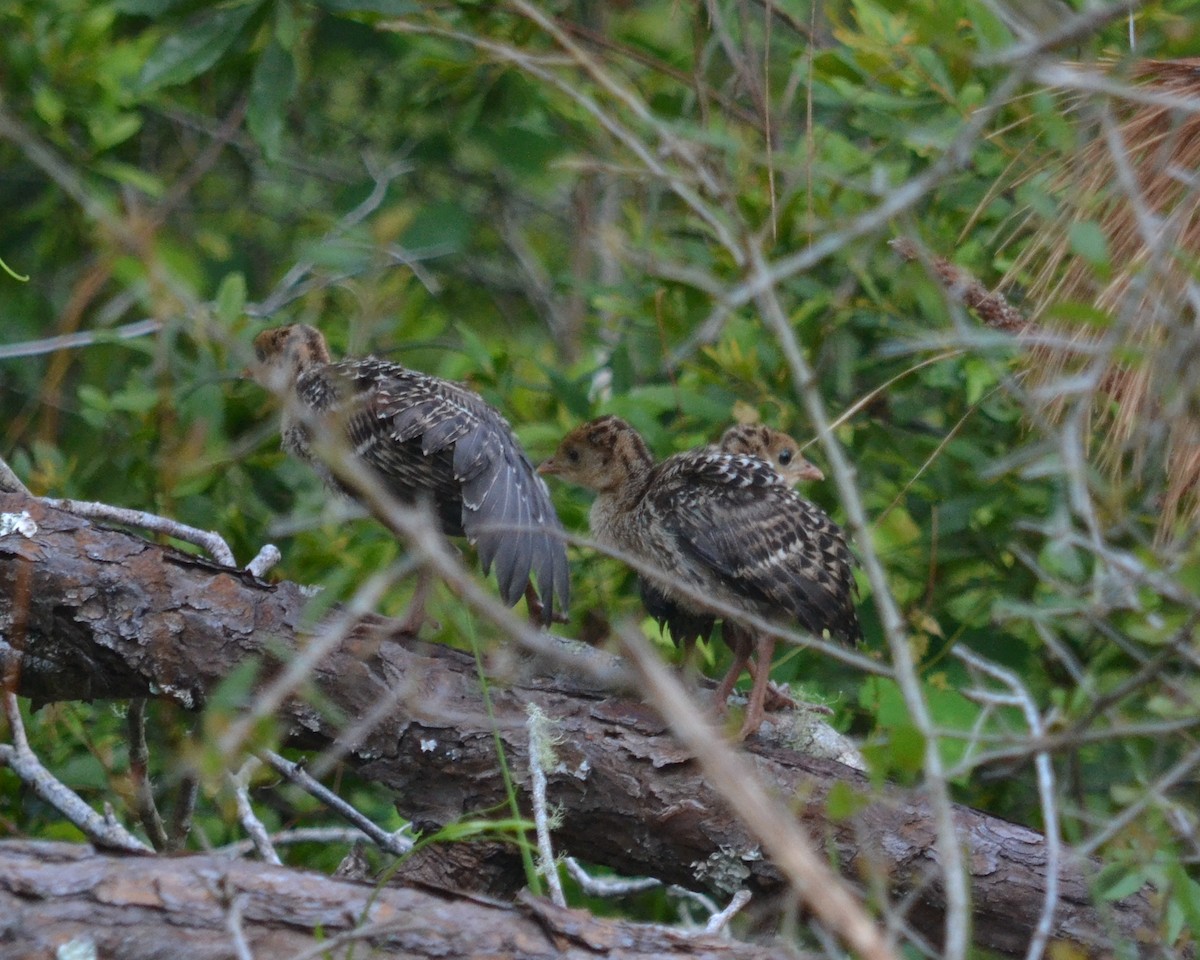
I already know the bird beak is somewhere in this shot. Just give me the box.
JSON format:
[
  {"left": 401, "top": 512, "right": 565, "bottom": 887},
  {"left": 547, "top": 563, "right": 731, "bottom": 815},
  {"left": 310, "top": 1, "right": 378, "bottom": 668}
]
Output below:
[
  {"left": 798, "top": 461, "right": 824, "bottom": 482},
  {"left": 537, "top": 456, "right": 560, "bottom": 476}
]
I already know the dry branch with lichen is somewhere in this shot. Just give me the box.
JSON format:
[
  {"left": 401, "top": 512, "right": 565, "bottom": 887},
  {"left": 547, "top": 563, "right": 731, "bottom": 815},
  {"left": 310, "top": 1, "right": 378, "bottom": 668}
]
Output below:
[{"left": 0, "top": 492, "right": 1160, "bottom": 958}]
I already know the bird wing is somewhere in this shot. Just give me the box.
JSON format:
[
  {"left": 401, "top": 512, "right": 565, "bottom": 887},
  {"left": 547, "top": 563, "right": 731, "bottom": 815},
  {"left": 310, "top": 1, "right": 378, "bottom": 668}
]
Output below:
[
  {"left": 649, "top": 452, "right": 861, "bottom": 644},
  {"left": 338, "top": 359, "right": 570, "bottom": 621}
]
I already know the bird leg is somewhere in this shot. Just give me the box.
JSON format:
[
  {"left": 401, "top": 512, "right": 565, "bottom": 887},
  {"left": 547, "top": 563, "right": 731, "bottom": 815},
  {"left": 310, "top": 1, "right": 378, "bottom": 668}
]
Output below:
[
  {"left": 396, "top": 568, "right": 435, "bottom": 635},
  {"left": 523, "top": 582, "right": 569, "bottom": 626},
  {"left": 711, "top": 624, "right": 754, "bottom": 714},
  {"left": 739, "top": 632, "right": 778, "bottom": 739},
  {"left": 743, "top": 658, "right": 799, "bottom": 712}
]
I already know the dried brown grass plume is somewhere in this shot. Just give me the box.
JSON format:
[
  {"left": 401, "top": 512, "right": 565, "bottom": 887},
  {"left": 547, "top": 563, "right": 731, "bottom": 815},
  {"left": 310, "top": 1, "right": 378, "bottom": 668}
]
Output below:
[{"left": 999, "top": 59, "right": 1200, "bottom": 538}]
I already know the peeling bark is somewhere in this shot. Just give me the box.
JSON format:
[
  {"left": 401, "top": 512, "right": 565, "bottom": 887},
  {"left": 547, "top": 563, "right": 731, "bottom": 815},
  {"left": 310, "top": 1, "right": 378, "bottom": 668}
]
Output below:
[{"left": 0, "top": 493, "right": 1162, "bottom": 957}]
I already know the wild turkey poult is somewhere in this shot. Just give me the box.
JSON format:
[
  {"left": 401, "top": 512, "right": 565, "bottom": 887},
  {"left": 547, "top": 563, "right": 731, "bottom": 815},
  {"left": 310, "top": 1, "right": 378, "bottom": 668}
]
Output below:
[
  {"left": 539, "top": 415, "right": 859, "bottom": 736},
  {"left": 248, "top": 324, "right": 570, "bottom": 626},
  {"left": 716, "top": 423, "right": 824, "bottom": 485}
]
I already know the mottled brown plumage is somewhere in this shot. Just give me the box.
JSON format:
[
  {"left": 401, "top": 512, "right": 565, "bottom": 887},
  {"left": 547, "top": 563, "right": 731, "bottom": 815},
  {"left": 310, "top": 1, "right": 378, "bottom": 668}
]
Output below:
[
  {"left": 717, "top": 424, "right": 824, "bottom": 485},
  {"left": 540, "top": 415, "right": 859, "bottom": 735},
  {"left": 249, "top": 324, "right": 570, "bottom": 624}
]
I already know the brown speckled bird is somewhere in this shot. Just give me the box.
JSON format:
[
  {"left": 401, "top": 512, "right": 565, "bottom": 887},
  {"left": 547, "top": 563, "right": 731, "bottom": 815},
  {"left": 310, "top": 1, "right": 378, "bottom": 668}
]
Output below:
[
  {"left": 716, "top": 424, "right": 824, "bottom": 485},
  {"left": 249, "top": 324, "right": 570, "bottom": 625},
  {"left": 539, "top": 415, "right": 859, "bottom": 736}
]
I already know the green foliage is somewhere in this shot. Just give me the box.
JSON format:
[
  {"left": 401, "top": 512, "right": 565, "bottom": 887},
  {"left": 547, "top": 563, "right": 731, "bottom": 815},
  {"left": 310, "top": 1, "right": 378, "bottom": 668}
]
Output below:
[{"left": 2, "top": 0, "right": 1199, "bottom": 947}]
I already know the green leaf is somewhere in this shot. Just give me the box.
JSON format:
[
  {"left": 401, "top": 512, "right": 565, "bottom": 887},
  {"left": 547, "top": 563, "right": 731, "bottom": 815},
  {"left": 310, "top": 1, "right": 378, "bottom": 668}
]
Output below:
[
  {"left": 135, "top": 2, "right": 263, "bottom": 92},
  {"left": 215, "top": 273, "right": 247, "bottom": 324},
  {"left": 888, "top": 723, "right": 925, "bottom": 775},
  {"left": 32, "top": 85, "right": 66, "bottom": 127},
  {"left": 248, "top": 40, "right": 297, "bottom": 162},
  {"left": 93, "top": 161, "right": 165, "bottom": 197},
  {"left": 1067, "top": 220, "right": 1110, "bottom": 270},
  {"left": 88, "top": 112, "right": 143, "bottom": 151},
  {"left": 1095, "top": 865, "right": 1147, "bottom": 902}
]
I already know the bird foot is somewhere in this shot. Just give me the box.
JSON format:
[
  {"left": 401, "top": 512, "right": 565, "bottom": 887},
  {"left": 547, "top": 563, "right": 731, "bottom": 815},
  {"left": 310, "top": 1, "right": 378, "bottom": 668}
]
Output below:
[
  {"left": 762, "top": 680, "right": 798, "bottom": 713},
  {"left": 523, "top": 583, "right": 569, "bottom": 626}
]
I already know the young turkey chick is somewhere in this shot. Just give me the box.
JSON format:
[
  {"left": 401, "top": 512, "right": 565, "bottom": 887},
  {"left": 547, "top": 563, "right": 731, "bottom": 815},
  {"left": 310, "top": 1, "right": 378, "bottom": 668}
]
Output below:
[
  {"left": 717, "top": 424, "right": 824, "bottom": 485},
  {"left": 539, "top": 415, "right": 859, "bottom": 736},
  {"left": 248, "top": 324, "right": 570, "bottom": 626}
]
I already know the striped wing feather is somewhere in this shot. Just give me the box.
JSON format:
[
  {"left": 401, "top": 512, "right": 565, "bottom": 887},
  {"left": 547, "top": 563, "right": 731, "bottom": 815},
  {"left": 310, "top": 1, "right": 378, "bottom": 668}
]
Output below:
[
  {"left": 649, "top": 452, "right": 861, "bottom": 645},
  {"left": 300, "top": 357, "right": 570, "bottom": 620}
]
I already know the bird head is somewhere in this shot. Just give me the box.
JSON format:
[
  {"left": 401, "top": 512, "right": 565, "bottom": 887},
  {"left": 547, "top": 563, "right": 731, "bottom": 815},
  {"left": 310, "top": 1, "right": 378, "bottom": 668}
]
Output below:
[
  {"left": 539, "top": 415, "right": 654, "bottom": 493},
  {"left": 719, "top": 423, "right": 824, "bottom": 485},
  {"left": 246, "top": 324, "right": 332, "bottom": 394}
]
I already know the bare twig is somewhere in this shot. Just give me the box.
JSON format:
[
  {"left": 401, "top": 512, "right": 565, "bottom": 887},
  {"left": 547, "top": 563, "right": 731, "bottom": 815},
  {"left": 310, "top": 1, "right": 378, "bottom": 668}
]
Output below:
[
  {"left": 127, "top": 699, "right": 169, "bottom": 852},
  {"left": 704, "top": 889, "right": 752, "bottom": 936},
  {"left": 257, "top": 749, "right": 413, "bottom": 858},
  {"left": 0, "top": 692, "right": 150, "bottom": 853},
  {"left": 224, "top": 893, "right": 255, "bottom": 960},
  {"left": 526, "top": 704, "right": 566, "bottom": 908},
  {"left": 216, "top": 564, "right": 400, "bottom": 760},
  {"left": 227, "top": 758, "right": 280, "bottom": 865},
  {"left": 953, "top": 647, "right": 1061, "bottom": 960},
  {"left": 0, "top": 319, "right": 162, "bottom": 361},
  {"left": 168, "top": 769, "right": 199, "bottom": 852},
  {"left": 244, "top": 544, "right": 281, "bottom": 578},
  {"left": 0, "top": 456, "right": 30, "bottom": 496},
  {"left": 217, "top": 826, "right": 387, "bottom": 857},
  {"left": 42, "top": 498, "right": 236, "bottom": 567}
]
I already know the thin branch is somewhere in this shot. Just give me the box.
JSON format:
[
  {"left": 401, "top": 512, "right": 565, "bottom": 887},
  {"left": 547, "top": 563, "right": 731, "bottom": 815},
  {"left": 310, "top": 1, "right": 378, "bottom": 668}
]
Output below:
[
  {"left": 0, "top": 319, "right": 162, "bottom": 361},
  {"left": 227, "top": 758, "right": 280, "bottom": 865},
  {"left": 258, "top": 749, "right": 413, "bottom": 858},
  {"left": 0, "top": 456, "right": 31, "bottom": 496},
  {"left": 42, "top": 498, "right": 236, "bottom": 567},
  {"left": 383, "top": 16, "right": 744, "bottom": 263},
  {"left": 247, "top": 159, "right": 413, "bottom": 318},
  {"left": 1077, "top": 742, "right": 1200, "bottom": 858},
  {"left": 526, "top": 704, "right": 566, "bottom": 908},
  {"left": 216, "top": 564, "right": 400, "bottom": 760},
  {"left": 0, "top": 693, "right": 151, "bottom": 853},
  {"left": 704, "top": 890, "right": 752, "bottom": 936},
  {"left": 244, "top": 544, "right": 281, "bottom": 578},
  {"left": 127, "top": 699, "right": 169, "bottom": 852},
  {"left": 953, "top": 647, "right": 1061, "bottom": 960}
]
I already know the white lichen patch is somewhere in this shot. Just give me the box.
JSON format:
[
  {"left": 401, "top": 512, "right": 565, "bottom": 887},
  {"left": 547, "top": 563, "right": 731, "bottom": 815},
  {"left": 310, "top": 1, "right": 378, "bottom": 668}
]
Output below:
[
  {"left": 148, "top": 682, "right": 196, "bottom": 710},
  {"left": 692, "top": 845, "right": 763, "bottom": 895},
  {"left": 0, "top": 511, "right": 37, "bottom": 538},
  {"left": 420, "top": 738, "right": 437, "bottom": 753},
  {"left": 56, "top": 937, "right": 98, "bottom": 960}
]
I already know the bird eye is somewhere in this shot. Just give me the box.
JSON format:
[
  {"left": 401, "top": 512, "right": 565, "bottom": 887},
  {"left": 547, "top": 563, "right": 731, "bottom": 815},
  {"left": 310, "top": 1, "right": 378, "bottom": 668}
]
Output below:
[
  {"left": 567, "top": 448, "right": 581, "bottom": 464},
  {"left": 778, "top": 449, "right": 793, "bottom": 464}
]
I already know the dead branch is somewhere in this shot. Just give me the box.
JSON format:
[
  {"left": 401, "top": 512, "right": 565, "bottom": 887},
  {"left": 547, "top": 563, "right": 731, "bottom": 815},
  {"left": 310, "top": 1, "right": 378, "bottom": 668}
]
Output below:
[
  {"left": 0, "top": 492, "right": 1161, "bottom": 958},
  {"left": 0, "top": 840, "right": 796, "bottom": 960}
]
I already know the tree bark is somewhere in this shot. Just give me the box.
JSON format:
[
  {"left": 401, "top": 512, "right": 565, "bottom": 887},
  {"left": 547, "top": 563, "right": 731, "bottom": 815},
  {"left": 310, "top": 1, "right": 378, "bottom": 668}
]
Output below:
[
  {"left": 0, "top": 493, "right": 1162, "bottom": 957},
  {"left": 0, "top": 840, "right": 796, "bottom": 960}
]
